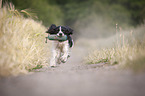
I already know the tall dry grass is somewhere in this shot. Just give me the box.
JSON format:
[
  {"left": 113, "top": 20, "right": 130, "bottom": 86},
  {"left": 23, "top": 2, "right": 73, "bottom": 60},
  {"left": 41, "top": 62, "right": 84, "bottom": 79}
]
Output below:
[
  {"left": 84, "top": 24, "right": 145, "bottom": 72},
  {"left": 0, "top": 1, "right": 50, "bottom": 77}
]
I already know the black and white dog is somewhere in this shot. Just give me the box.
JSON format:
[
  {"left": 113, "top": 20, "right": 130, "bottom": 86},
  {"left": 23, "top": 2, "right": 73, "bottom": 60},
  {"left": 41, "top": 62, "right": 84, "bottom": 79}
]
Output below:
[{"left": 46, "top": 24, "right": 74, "bottom": 67}]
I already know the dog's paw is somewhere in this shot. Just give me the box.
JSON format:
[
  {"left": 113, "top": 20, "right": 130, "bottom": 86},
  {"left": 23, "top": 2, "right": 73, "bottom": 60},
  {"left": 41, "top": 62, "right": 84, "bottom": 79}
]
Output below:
[
  {"left": 50, "top": 65, "right": 57, "bottom": 68},
  {"left": 68, "top": 55, "right": 70, "bottom": 58},
  {"left": 60, "top": 55, "right": 68, "bottom": 63},
  {"left": 50, "top": 64, "right": 57, "bottom": 68},
  {"left": 57, "top": 59, "right": 61, "bottom": 64}
]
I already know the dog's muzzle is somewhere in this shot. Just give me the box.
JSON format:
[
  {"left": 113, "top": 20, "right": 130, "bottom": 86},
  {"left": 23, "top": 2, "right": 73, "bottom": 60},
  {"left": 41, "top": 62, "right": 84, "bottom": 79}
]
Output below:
[{"left": 58, "top": 33, "right": 63, "bottom": 36}]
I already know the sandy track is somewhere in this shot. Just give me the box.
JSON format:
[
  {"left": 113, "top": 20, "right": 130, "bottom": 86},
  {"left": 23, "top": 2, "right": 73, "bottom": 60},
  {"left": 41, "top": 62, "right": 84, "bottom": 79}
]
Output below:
[{"left": 0, "top": 44, "right": 145, "bottom": 96}]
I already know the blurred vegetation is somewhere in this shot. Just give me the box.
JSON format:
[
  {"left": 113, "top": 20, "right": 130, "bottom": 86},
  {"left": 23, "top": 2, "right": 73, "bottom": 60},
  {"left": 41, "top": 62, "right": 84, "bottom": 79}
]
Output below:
[
  {"left": 6, "top": 0, "right": 145, "bottom": 27},
  {"left": 84, "top": 25, "right": 145, "bottom": 72},
  {"left": 3, "top": 0, "right": 144, "bottom": 40}
]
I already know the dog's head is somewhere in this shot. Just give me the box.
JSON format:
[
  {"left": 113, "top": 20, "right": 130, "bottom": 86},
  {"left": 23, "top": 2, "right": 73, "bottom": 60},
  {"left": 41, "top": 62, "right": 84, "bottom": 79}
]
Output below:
[{"left": 46, "top": 24, "right": 73, "bottom": 37}]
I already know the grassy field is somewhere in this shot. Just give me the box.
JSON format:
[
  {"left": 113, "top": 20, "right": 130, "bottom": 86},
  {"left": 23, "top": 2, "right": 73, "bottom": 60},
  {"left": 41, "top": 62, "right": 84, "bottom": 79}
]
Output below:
[
  {"left": 0, "top": 2, "right": 51, "bottom": 77},
  {"left": 84, "top": 25, "right": 145, "bottom": 72}
]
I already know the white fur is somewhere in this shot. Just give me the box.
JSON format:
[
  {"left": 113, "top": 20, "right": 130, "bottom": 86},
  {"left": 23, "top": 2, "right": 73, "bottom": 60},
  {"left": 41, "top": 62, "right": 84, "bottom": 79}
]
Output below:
[
  {"left": 57, "top": 26, "right": 64, "bottom": 37},
  {"left": 50, "top": 40, "right": 70, "bottom": 67}
]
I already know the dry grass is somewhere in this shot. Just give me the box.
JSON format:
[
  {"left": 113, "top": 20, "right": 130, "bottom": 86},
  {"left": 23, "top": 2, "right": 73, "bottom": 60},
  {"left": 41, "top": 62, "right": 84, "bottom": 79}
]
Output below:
[
  {"left": 0, "top": 2, "right": 51, "bottom": 77},
  {"left": 84, "top": 25, "right": 145, "bottom": 72},
  {"left": 124, "top": 49, "right": 145, "bottom": 73},
  {"left": 85, "top": 44, "right": 145, "bottom": 64}
]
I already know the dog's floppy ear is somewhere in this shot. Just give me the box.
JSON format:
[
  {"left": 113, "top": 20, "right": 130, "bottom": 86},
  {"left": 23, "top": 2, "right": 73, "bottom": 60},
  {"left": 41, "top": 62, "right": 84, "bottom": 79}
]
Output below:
[
  {"left": 67, "top": 35, "right": 74, "bottom": 48},
  {"left": 65, "top": 26, "right": 73, "bottom": 35},
  {"left": 46, "top": 24, "right": 56, "bottom": 34}
]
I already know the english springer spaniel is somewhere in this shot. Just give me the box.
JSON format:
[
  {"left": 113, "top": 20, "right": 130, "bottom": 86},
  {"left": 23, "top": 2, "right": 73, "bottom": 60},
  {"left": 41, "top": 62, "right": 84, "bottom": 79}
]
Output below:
[{"left": 46, "top": 24, "right": 74, "bottom": 67}]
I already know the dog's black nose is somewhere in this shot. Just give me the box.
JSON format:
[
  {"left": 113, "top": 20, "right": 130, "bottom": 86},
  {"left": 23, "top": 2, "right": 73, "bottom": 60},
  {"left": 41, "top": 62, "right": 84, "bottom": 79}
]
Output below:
[{"left": 59, "top": 33, "right": 62, "bottom": 36}]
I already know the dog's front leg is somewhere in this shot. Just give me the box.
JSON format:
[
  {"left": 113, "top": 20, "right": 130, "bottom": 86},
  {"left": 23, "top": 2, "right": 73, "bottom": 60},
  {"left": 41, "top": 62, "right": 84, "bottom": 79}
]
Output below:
[
  {"left": 60, "top": 43, "right": 69, "bottom": 63},
  {"left": 50, "top": 49, "right": 57, "bottom": 67}
]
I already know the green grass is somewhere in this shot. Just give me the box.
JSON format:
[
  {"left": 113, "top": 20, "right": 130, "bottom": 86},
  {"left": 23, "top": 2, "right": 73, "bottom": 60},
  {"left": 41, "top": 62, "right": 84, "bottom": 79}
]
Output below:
[{"left": 28, "top": 65, "right": 43, "bottom": 72}]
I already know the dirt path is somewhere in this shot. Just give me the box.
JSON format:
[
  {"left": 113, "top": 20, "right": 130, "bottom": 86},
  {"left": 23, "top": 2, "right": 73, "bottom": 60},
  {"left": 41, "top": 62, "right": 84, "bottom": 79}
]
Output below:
[{"left": 0, "top": 43, "right": 145, "bottom": 96}]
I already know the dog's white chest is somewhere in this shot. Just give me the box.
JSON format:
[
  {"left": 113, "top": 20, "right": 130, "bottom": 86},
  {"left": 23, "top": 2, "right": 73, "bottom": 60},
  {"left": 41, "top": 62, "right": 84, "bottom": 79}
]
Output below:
[{"left": 52, "top": 41, "right": 68, "bottom": 49}]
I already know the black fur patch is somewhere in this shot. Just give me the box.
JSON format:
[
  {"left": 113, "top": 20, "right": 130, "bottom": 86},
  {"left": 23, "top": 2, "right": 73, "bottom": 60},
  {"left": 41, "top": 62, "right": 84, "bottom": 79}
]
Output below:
[
  {"left": 46, "top": 24, "right": 57, "bottom": 34},
  {"left": 67, "top": 35, "right": 73, "bottom": 48}
]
